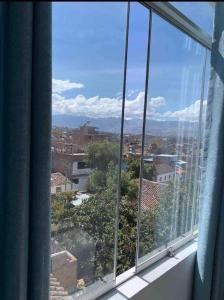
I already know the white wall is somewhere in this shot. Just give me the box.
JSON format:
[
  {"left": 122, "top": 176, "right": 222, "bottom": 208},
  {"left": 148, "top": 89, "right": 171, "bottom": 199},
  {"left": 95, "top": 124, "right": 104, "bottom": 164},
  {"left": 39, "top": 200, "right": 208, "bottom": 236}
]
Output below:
[
  {"left": 156, "top": 172, "right": 175, "bottom": 183},
  {"left": 72, "top": 176, "right": 88, "bottom": 192},
  {"left": 72, "top": 161, "right": 91, "bottom": 176},
  {"left": 132, "top": 251, "right": 195, "bottom": 300},
  {"left": 100, "top": 242, "right": 196, "bottom": 300},
  {"left": 51, "top": 183, "right": 73, "bottom": 194}
]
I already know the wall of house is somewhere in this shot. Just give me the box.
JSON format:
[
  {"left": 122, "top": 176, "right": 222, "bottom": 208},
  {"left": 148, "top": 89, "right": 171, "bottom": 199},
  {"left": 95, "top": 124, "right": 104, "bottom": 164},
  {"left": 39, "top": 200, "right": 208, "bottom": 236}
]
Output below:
[
  {"left": 51, "top": 250, "right": 77, "bottom": 294},
  {"left": 52, "top": 152, "right": 73, "bottom": 178},
  {"left": 156, "top": 172, "right": 175, "bottom": 183},
  {"left": 51, "top": 183, "right": 73, "bottom": 194},
  {"left": 72, "top": 161, "right": 91, "bottom": 176},
  {"left": 72, "top": 176, "right": 89, "bottom": 192}
]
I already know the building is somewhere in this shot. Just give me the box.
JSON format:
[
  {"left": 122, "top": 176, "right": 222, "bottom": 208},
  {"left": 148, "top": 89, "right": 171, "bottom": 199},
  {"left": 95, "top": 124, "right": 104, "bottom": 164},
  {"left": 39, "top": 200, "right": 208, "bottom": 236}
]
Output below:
[
  {"left": 71, "top": 122, "right": 113, "bottom": 152},
  {"left": 71, "top": 155, "right": 91, "bottom": 191},
  {"left": 51, "top": 250, "right": 77, "bottom": 295},
  {"left": 51, "top": 172, "right": 73, "bottom": 194},
  {"left": 155, "top": 163, "right": 175, "bottom": 183},
  {"left": 52, "top": 152, "right": 91, "bottom": 192}
]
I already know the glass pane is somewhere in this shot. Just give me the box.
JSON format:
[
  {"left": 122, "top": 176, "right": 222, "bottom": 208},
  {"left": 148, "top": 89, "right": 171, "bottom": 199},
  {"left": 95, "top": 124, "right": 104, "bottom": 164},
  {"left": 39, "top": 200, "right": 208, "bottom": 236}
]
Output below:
[
  {"left": 193, "top": 50, "right": 211, "bottom": 227},
  {"left": 51, "top": 2, "right": 127, "bottom": 298},
  {"left": 170, "top": 2, "right": 214, "bottom": 36},
  {"left": 138, "top": 12, "right": 207, "bottom": 265},
  {"left": 117, "top": 2, "right": 149, "bottom": 275}
]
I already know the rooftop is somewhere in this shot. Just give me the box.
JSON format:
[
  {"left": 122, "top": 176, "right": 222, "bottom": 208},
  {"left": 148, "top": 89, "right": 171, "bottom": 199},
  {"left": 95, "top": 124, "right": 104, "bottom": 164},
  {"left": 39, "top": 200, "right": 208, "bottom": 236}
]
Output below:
[
  {"left": 156, "top": 164, "right": 175, "bottom": 175},
  {"left": 51, "top": 172, "right": 71, "bottom": 187},
  {"left": 140, "top": 179, "right": 167, "bottom": 211}
]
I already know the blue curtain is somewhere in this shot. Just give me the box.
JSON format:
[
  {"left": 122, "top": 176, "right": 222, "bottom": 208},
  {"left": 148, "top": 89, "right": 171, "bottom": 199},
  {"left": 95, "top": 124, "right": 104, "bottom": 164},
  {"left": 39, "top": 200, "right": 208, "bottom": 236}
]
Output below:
[
  {"left": 193, "top": 3, "right": 224, "bottom": 300},
  {"left": 0, "top": 3, "right": 51, "bottom": 300}
]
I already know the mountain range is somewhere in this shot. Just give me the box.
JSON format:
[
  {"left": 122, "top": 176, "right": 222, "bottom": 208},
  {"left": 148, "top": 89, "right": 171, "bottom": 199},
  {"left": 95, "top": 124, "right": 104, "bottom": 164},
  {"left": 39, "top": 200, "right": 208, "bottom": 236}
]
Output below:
[{"left": 52, "top": 114, "right": 199, "bottom": 137}]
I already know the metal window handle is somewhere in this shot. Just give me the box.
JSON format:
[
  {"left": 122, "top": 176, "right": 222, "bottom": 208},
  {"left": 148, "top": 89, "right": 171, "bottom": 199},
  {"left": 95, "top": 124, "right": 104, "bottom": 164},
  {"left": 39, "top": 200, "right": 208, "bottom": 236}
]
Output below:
[{"left": 167, "top": 247, "right": 175, "bottom": 257}]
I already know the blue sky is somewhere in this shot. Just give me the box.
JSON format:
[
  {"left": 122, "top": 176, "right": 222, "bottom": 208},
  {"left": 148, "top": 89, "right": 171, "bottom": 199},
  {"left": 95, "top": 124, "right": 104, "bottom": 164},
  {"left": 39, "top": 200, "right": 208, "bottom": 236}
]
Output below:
[{"left": 52, "top": 2, "right": 213, "bottom": 121}]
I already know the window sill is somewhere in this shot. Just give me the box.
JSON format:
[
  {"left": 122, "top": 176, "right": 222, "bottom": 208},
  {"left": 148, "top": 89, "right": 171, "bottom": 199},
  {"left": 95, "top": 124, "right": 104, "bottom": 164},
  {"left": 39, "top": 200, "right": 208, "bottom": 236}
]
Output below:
[{"left": 99, "top": 239, "right": 197, "bottom": 300}]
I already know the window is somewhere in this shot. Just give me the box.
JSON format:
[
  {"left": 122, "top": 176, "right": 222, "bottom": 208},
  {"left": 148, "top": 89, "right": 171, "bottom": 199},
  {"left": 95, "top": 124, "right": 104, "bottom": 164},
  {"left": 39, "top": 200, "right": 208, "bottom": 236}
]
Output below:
[
  {"left": 51, "top": 2, "right": 212, "bottom": 299},
  {"left": 77, "top": 161, "right": 87, "bottom": 169},
  {"left": 56, "top": 186, "right": 61, "bottom": 193},
  {"left": 138, "top": 10, "right": 209, "bottom": 268},
  {"left": 52, "top": 2, "right": 126, "bottom": 298}
]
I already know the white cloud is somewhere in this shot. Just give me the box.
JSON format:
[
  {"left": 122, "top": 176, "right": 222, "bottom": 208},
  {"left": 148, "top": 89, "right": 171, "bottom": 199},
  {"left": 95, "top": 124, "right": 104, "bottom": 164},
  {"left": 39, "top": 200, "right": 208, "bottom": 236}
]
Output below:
[
  {"left": 52, "top": 83, "right": 206, "bottom": 122},
  {"left": 150, "top": 97, "right": 166, "bottom": 109},
  {"left": 127, "top": 89, "right": 139, "bottom": 98},
  {"left": 52, "top": 78, "right": 84, "bottom": 94},
  {"left": 164, "top": 100, "right": 207, "bottom": 121}
]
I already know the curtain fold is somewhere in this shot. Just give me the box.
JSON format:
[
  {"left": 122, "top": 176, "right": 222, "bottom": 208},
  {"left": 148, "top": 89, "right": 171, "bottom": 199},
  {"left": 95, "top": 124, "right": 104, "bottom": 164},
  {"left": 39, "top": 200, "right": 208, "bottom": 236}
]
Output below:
[
  {"left": 0, "top": 3, "right": 52, "bottom": 300},
  {"left": 193, "top": 3, "right": 224, "bottom": 300}
]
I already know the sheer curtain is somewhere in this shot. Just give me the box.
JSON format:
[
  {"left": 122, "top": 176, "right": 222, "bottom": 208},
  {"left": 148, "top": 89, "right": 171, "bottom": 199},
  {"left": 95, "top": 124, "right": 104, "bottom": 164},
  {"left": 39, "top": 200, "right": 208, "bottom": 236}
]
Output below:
[{"left": 193, "top": 3, "right": 224, "bottom": 300}]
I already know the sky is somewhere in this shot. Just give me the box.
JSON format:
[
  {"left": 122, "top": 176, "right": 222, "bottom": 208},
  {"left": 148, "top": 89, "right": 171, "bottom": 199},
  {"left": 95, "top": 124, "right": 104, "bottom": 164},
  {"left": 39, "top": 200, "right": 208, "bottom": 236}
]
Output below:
[{"left": 52, "top": 2, "right": 213, "bottom": 122}]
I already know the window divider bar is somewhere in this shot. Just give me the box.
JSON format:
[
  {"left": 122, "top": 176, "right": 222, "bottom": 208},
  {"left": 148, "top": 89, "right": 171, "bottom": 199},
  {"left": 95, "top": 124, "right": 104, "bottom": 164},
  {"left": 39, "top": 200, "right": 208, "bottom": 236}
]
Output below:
[
  {"left": 114, "top": 1, "right": 131, "bottom": 280},
  {"left": 140, "top": 1, "right": 212, "bottom": 50},
  {"left": 135, "top": 7, "right": 153, "bottom": 270}
]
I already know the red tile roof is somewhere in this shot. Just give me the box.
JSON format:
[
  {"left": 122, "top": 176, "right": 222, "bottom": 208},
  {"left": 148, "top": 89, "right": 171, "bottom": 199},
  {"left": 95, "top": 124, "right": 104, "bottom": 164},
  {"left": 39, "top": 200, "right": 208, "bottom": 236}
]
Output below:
[
  {"left": 140, "top": 179, "right": 167, "bottom": 211},
  {"left": 51, "top": 172, "right": 71, "bottom": 187}
]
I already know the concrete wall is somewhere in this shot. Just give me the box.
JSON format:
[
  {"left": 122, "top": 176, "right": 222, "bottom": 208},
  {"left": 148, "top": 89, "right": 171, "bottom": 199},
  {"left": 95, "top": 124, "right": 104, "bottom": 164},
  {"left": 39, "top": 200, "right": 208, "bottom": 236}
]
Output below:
[
  {"left": 51, "top": 183, "right": 73, "bottom": 194},
  {"left": 72, "top": 161, "right": 91, "bottom": 176},
  {"left": 51, "top": 250, "right": 77, "bottom": 294},
  {"left": 156, "top": 172, "right": 175, "bottom": 183},
  {"left": 101, "top": 242, "right": 197, "bottom": 300},
  {"left": 132, "top": 251, "right": 195, "bottom": 300},
  {"left": 72, "top": 176, "right": 88, "bottom": 192},
  {"left": 52, "top": 152, "right": 73, "bottom": 178}
]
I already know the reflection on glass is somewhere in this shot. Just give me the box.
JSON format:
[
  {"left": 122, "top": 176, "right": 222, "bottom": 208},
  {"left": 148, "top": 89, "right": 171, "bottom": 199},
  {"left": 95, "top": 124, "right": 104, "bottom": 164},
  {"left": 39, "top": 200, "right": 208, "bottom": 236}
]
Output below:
[
  {"left": 118, "top": 2, "right": 149, "bottom": 275},
  {"left": 193, "top": 50, "right": 211, "bottom": 227},
  {"left": 138, "top": 12, "right": 208, "bottom": 264},
  {"left": 51, "top": 2, "right": 126, "bottom": 298},
  {"left": 170, "top": 2, "right": 214, "bottom": 36}
]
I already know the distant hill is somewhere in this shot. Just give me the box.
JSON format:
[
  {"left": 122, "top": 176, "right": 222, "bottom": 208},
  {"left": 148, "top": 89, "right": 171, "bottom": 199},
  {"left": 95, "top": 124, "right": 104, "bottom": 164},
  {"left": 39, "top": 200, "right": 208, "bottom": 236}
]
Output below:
[{"left": 52, "top": 114, "right": 199, "bottom": 136}]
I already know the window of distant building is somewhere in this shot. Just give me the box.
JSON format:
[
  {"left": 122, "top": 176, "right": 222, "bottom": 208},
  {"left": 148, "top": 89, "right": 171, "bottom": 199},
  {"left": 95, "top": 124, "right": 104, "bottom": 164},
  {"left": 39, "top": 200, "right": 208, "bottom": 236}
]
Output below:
[
  {"left": 56, "top": 186, "right": 62, "bottom": 193},
  {"left": 77, "top": 161, "right": 88, "bottom": 169},
  {"left": 73, "top": 178, "right": 79, "bottom": 184}
]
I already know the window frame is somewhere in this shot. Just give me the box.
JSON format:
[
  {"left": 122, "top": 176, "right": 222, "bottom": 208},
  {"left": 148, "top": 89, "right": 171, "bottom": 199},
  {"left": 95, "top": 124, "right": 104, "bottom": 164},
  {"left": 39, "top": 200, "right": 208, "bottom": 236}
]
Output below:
[
  {"left": 51, "top": 2, "right": 213, "bottom": 299},
  {"left": 133, "top": 1, "right": 211, "bottom": 276},
  {"left": 56, "top": 186, "right": 62, "bottom": 194},
  {"left": 140, "top": 1, "right": 212, "bottom": 50}
]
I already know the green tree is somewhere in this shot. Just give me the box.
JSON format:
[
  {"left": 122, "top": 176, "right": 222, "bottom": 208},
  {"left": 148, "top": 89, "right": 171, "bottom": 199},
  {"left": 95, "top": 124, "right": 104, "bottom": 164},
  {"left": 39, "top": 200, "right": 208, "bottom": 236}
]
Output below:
[
  {"left": 126, "top": 155, "right": 140, "bottom": 178},
  {"left": 85, "top": 141, "right": 119, "bottom": 172},
  {"left": 143, "top": 163, "right": 156, "bottom": 181},
  {"left": 51, "top": 142, "right": 168, "bottom": 282}
]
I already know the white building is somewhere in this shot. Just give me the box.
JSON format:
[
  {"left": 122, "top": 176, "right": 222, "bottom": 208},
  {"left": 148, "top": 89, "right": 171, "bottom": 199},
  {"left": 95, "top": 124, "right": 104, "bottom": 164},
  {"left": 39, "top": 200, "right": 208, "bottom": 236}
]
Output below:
[
  {"left": 72, "top": 159, "right": 91, "bottom": 192},
  {"left": 155, "top": 164, "right": 175, "bottom": 183}
]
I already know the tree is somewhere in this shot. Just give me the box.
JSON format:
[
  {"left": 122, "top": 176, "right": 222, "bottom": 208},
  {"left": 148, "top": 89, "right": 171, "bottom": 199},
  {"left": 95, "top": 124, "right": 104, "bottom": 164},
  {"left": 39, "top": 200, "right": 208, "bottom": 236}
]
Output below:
[
  {"left": 85, "top": 141, "right": 119, "bottom": 172},
  {"left": 51, "top": 142, "right": 164, "bottom": 283},
  {"left": 143, "top": 163, "right": 156, "bottom": 181},
  {"left": 126, "top": 155, "right": 140, "bottom": 178},
  {"left": 125, "top": 156, "right": 156, "bottom": 181}
]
